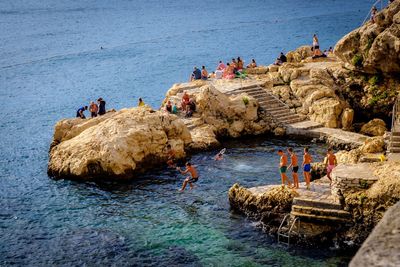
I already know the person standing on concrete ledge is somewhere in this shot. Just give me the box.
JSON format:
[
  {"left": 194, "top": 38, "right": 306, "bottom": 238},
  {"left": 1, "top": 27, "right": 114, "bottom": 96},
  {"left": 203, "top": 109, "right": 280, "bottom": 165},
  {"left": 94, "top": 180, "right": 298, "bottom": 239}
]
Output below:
[
  {"left": 303, "top": 147, "right": 313, "bottom": 190},
  {"left": 277, "top": 149, "right": 291, "bottom": 187},
  {"left": 287, "top": 147, "right": 299, "bottom": 189},
  {"left": 325, "top": 148, "right": 337, "bottom": 184}
]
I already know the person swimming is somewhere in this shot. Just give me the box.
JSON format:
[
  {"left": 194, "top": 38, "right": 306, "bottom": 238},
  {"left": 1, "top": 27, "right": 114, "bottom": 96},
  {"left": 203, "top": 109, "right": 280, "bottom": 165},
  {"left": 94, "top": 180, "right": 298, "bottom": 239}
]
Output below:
[
  {"left": 302, "top": 147, "right": 313, "bottom": 190},
  {"left": 214, "top": 148, "right": 226, "bottom": 161},
  {"left": 177, "top": 162, "right": 199, "bottom": 192}
]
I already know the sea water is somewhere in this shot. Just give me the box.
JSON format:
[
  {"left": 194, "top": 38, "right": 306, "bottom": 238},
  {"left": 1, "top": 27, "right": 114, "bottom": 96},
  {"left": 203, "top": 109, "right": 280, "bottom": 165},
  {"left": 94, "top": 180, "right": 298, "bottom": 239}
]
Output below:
[{"left": 0, "top": 0, "right": 373, "bottom": 266}]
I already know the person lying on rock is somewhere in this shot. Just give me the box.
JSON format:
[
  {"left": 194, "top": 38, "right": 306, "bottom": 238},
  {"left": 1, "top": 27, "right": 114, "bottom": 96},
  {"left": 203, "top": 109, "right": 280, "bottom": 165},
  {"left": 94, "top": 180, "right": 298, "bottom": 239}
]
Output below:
[
  {"left": 177, "top": 162, "right": 199, "bottom": 192},
  {"left": 277, "top": 149, "right": 292, "bottom": 187},
  {"left": 166, "top": 144, "right": 176, "bottom": 168},
  {"left": 303, "top": 147, "right": 313, "bottom": 190},
  {"left": 76, "top": 106, "right": 88, "bottom": 119},
  {"left": 325, "top": 148, "right": 337, "bottom": 184}
]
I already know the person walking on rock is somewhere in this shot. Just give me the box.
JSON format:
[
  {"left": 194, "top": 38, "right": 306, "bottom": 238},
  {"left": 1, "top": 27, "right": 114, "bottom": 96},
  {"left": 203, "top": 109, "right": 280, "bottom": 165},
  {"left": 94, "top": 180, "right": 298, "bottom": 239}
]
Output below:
[
  {"left": 287, "top": 148, "right": 299, "bottom": 189},
  {"left": 277, "top": 149, "right": 291, "bottom": 187},
  {"left": 303, "top": 147, "right": 313, "bottom": 190},
  {"left": 97, "top": 98, "right": 106, "bottom": 115},
  {"left": 76, "top": 106, "right": 88, "bottom": 119},
  {"left": 325, "top": 148, "right": 337, "bottom": 184}
]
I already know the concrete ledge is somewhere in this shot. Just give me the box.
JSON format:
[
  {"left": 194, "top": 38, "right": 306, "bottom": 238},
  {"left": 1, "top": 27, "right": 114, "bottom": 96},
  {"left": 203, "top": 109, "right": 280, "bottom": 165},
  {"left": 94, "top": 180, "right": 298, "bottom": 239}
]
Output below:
[{"left": 350, "top": 201, "right": 400, "bottom": 267}]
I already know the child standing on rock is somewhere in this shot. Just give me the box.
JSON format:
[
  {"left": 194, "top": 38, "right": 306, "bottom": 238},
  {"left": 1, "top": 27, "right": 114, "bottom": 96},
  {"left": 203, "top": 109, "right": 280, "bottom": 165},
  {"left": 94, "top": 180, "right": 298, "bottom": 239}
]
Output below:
[{"left": 287, "top": 148, "right": 299, "bottom": 189}]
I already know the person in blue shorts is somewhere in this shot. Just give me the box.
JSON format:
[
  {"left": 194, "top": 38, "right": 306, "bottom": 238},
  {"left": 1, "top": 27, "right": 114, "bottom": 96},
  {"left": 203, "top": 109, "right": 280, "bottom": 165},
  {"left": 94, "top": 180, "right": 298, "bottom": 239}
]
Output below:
[{"left": 302, "top": 147, "right": 313, "bottom": 190}]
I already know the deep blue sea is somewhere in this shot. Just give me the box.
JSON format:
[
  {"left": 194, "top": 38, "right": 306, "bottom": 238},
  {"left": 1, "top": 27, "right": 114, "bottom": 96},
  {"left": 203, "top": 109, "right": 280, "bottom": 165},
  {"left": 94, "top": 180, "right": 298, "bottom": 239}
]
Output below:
[{"left": 0, "top": 0, "right": 374, "bottom": 266}]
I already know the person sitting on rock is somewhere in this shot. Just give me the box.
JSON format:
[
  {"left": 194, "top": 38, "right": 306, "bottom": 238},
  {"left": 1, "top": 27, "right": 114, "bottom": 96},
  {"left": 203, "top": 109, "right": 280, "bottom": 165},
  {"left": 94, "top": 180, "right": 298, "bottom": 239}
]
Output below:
[
  {"left": 237, "top": 57, "right": 244, "bottom": 70},
  {"left": 166, "top": 144, "right": 176, "bottom": 168},
  {"left": 165, "top": 100, "right": 172, "bottom": 113},
  {"left": 217, "top": 60, "right": 226, "bottom": 71},
  {"left": 190, "top": 66, "right": 202, "bottom": 81},
  {"left": 185, "top": 99, "right": 196, "bottom": 118},
  {"left": 328, "top": 47, "right": 333, "bottom": 53},
  {"left": 231, "top": 58, "right": 238, "bottom": 70},
  {"left": 312, "top": 34, "right": 319, "bottom": 51},
  {"left": 76, "top": 106, "right": 88, "bottom": 119},
  {"left": 201, "top": 66, "right": 208, "bottom": 80},
  {"left": 177, "top": 162, "right": 199, "bottom": 192},
  {"left": 138, "top": 98, "right": 145, "bottom": 107},
  {"left": 208, "top": 71, "right": 216, "bottom": 79},
  {"left": 277, "top": 149, "right": 292, "bottom": 187},
  {"left": 223, "top": 63, "right": 235, "bottom": 79},
  {"left": 181, "top": 91, "right": 190, "bottom": 111},
  {"left": 274, "top": 52, "right": 287, "bottom": 65},
  {"left": 172, "top": 102, "right": 178, "bottom": 114},
  {"left": 89, "top": 101, "right": 98, "bottom": 118},
  {"left": 303, "top": 147, "right": 313, "bottom": 190},
  {"left": 97, "top": 98, "right": 106, "bottom": 115},
  {"left": 246, "top": 59, "right": 257, "bottom": 68},
  {"left": 325, "top": 148, "right": 337, "bottom": 184}
]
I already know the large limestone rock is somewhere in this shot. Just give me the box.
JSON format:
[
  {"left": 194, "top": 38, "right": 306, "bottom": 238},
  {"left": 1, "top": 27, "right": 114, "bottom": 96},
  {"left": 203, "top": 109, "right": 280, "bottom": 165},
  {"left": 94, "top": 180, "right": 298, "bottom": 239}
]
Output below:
[
  {"left": 48, "top": 108, "right": 192, "bottom": 180},
  {"left": 361, "top": 136, "right": 385, "bottom": 153},
  {"left": 360, "top": 118, "right": 387, "bottom": 136},
  {"left": 163, "top": 84, "right": 273, "bottom": 148},
  {"left": 335, "top": 1, "right": 400, "bottom": 73},
  {"left": 341, "top": 108, "right": 354, "bottom": 130},
  {"left": 286, "top": 46, "right": 313, "bottom": 63}
]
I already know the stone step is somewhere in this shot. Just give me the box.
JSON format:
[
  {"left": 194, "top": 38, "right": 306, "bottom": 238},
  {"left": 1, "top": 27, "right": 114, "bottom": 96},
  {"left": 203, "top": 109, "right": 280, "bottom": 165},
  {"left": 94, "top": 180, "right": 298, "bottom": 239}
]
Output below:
[
  {"left": 291, "top": 205, "right": 351, "bottom": 219},
  {"left": 392, "top": 131, "right": 400, "bottom": 136},
  {"left": 280, "top": 117, "right": 305, "bottom": 124},
  {"left": 293, "top": 197, "right": 342, "bottom": 210},
  {"left": 247, "top": 92, "right": 270, "bottom": 98},
  {"left": 390, "top": 141, "right": 400, "bottom": 147},
  {"left": 267, "top": 108, "right": 291, "bottom": 115},
  {"left": 390, "top": 136, "right": 400, "bottom": 141},
  {"left": 290, "top": 211, "right": 351, "bottom": 223},
  {"left": 274, "top": 113, "right": 299, "bottom": 120},
  {"left": 264, "top": 106, "right": 288, "bottom": 112},
  {"left": 259, "top": 99, "right": 285, "bottom": 106},
  {"left": 389, "top": 147, "right": 400, "bottom": 153}
]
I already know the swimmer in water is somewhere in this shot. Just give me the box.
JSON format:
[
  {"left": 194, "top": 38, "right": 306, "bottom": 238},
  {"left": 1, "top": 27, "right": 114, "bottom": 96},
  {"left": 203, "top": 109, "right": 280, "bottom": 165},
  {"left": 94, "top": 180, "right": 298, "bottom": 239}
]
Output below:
[
  {"left": 177, "top": 162, "right": 199, "bottom": 192},
  {"left": 214, "top": 148, "right": 226, "bottom": 161}
]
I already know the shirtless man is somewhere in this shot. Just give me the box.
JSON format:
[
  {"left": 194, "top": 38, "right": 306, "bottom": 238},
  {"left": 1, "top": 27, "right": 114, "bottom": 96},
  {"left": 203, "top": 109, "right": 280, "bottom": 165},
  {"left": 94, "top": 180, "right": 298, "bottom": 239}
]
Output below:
[
  {"left": 177, "top": 162, "right": 199, "bottom": 191},
  {"left": 277, "top": 150, "right": 291, "bottom": 187},
  {"left": 166, "top": 144, "right": 176, "bottom": 168},
  {"left": 287, "top": 148, "right": 299, "bottom": 189},
  {"left": 326, "top": 148, "right": 337, "bottom": 183},
  {"left": 303, "top": 147, "right": 313, "bottom": 190},
  {"left": 181, "top": 91, "right": 190, "bottom": 111}
]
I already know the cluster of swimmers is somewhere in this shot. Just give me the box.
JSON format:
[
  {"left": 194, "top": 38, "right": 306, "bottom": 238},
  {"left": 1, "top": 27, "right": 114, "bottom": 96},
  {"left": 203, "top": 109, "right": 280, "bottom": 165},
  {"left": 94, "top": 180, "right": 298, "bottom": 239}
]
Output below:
[
  {"left": 277, "top": 147, "right": 337, "bottom": 190},
  {"left": 190, "top": 57, "right": 258, "bottom": 81},
  {"left": 76, "top": 98, "right": 106, "bottom": 119}
]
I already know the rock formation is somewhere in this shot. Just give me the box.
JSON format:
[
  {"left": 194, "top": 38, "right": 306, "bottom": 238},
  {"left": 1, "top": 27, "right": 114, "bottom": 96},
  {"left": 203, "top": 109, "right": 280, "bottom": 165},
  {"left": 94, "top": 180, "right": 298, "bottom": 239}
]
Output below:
[
  {"left": 360, "top": 118, "right": 387, "bottom": 136},
  {"left": 48, "top": 108, "right": 191, "bottom": 180}
]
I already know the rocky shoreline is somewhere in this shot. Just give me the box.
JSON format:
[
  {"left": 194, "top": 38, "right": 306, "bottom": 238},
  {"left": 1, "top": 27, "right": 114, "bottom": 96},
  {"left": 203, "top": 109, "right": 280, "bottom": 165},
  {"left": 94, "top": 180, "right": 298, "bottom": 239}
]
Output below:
[{"left": 47, "top": 1, "right": 400, "bottom": 262}]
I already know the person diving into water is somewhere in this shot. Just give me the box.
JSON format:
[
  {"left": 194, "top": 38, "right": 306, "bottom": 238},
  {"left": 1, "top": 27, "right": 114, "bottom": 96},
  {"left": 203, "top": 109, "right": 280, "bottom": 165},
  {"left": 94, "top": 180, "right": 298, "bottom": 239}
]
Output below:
[{"left": 177, "top": 162, "right": 199, "bottom": 192}]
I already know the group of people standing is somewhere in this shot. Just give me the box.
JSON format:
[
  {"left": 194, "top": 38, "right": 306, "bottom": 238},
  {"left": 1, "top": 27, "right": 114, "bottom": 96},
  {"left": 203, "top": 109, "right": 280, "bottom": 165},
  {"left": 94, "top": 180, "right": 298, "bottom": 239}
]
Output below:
[
  {"left": 76, "top": 98, "right": 106, "bottom": 119},
  {"left": 277, "top": 147, "right": 337, "bottom": 190}
]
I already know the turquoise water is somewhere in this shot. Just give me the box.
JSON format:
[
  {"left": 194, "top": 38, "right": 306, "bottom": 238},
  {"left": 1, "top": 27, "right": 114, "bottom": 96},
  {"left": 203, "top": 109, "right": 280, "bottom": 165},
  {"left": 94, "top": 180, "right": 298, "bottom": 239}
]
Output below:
[{"left": 0, "top": 0, "right": 373, "bottom": 265}]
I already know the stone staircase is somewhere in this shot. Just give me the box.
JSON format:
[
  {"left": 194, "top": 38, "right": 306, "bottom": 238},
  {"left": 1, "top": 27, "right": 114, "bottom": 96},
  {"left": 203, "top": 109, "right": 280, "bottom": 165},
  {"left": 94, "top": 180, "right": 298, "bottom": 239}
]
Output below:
[
  {"left": 389, "top": 131, "right": 400, "bottom": 153},
  {"left": 226, "top": 84, "right": 305, "bottom": 125},
  {"left": 388, "top": 96, "right": 400, "bottom": 153},
  {"left": 289, "top": 179, "right": 351, "bottom": 223}
]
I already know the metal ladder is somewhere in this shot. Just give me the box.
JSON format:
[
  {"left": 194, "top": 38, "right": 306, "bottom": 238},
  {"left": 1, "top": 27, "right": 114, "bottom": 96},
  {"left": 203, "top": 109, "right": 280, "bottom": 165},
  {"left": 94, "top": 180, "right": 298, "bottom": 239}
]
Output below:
[{"left": 277, "top": 214, "right": 301, "bottom": 247}]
